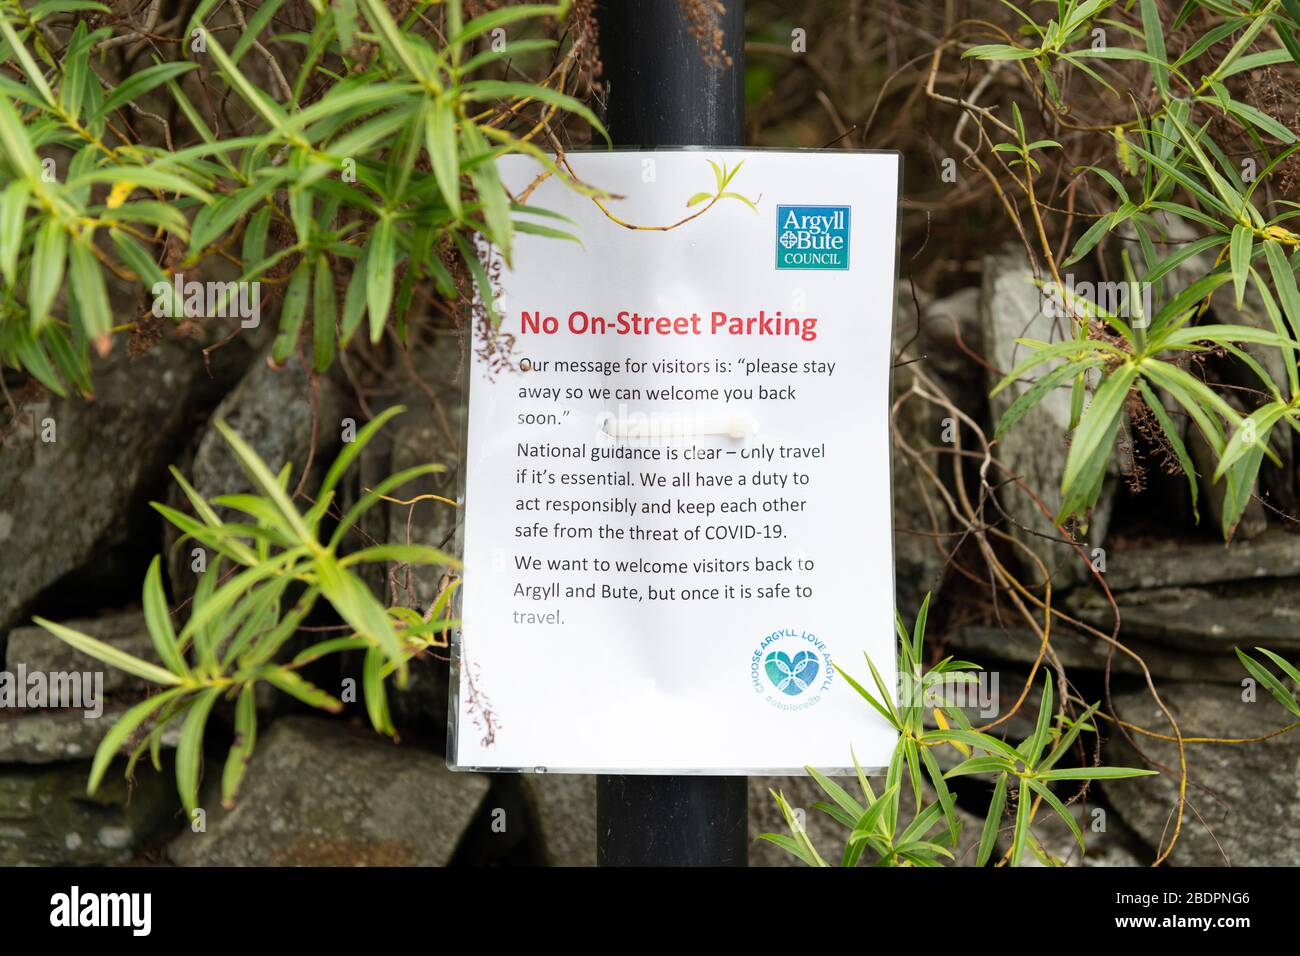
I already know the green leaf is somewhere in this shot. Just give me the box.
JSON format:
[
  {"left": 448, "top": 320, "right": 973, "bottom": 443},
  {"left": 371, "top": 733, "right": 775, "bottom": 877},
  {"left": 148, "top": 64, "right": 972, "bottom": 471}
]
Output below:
[
  {"left": 67, "top": 234, "right": 112, "bottom": 347},
  {"left": 1236, "top": 648, "right": 1300, "bottom": 716},
  {"left": 260, "top": 665, "right": 344, "bottom": 712},
  {"left": 1254, "top": 646, "right": 1300, "bottom": 688},
  {"left": 461, "top": 121, "right": 511, "bottom": 259},
  {"left": 340, "top": 237, "right": 369, "bottom": 345},
  {"left": 213, "top": 420, "right": 314, "bottom": 542},
  {"left": 1025, "top": 777, "right": 1085, "bottom": 850},
  {"left": 221, "top": 683, "right": 258, "bottom": 807},
  {"left": 339, "top": 543, "right": 459, "bottom": 569},
  {"left": 1026, "top": 674, "right": 1054, "bottom": 768},
  {"left": 1215, "top": 401, "right": 1289, "bottom": 481},
  {"left": 28, "top": 0, "right": 110, "bottom": 19},
  {"left": 944, "top": 755, "right": 1016, "bottom": 777},
  {"left": 990, "top": 339, "right": 1121, "bottom": 397},
  {"left": 316, "top": 557, "right": 407, "bottom": 676},
  {"left": 834, "top": 662, "right": 900, "bottom": 730},
  {"left": 758, "top": 832, "right": 822, "bottom": 867},
  {"left": 920, "top": 745, "right": 961, "bottom": 846},
  {"left": 1264, "top": 239, "right": 1300, "bottom": 342},
  {"left": 977, "top": 772, "right": 1008, "bottom": 866},
  {"left": 806, "top": 765, "right": 865, "bottom": 820},
  {"left": 71, "top": 166, "right": 215, "bottom": 204},
  {"left": 924, "top": 727, "right": 1023, "bottom": 763},
  {"left": 190, "top": 177, "right": 280, "bottom": 253},
  {"left": 461, "top": 79, "right": 610, "bottom": 145},
  {"left": 355, "top": 0, "right": 432, "bottom": 84},
  {"left": 426, "top": 96, "right": 462, "bottom": 219},
  {"left": 203, "top": 31, "right": 289, "bottom": 130},
  {"left": 366, "top": 216, "right": 395, "bottom": 343},
  {"left": 448, "top": 3, "right": 563, "bottom": 49},
  {"left": 453, "top": 230, "right": 499, "bottom": 324},
  {"left": 0, "top": 17, "right": 55, "bottom": 106},
  {"left": 1061, "top": 363, "right": 1139, "bottom": 496},
  {"left": 87, "top": 687, "right": 189, "bottom": 795},
  {"left": 0, "top": 179, "right": 28, "bottom": 285},
  {"left": 962, "top": 43, "right": 1038, "bottom": 60},
  {"left": 460, "top": 38, "right": 557, "bottom": 75},
  {"left": 312, "top": 253, "right": 337, "bottom": 372},
  {"left": 995, "top": 358, "right": 1100, "bottom": 440},
  {"left": 1217, "top": 95, "right": 1298, "bottom": 145},
  {"left": 229, "top": 0, "right": 287, "bottom": 64},
  {"left": 1010, "top": 780, "right": 1033, "bottom": 867},
  {"left": 362, "top": 645, "right": 394, "bottom": 736},
  {"left": 27, "top": 218, "right": 66, "bottom": 330},
  {"left": 272, "top": 256, "right": 310, "bottom": 363},
  {"left": 108, "top": 229, "right": 168, "bottom": 303},
  {"left": 176, "top": 686, "right": 222, "bottom": 814},
  {"left": 1036, "top": 766, "right": 1159, "bottom": 781},
  {"left": 97, "top": 61, "right": 198, "bottom": 119},
  {"left": 1138, "top": 0, "right": 1168, "bottom": 97},
  {"left": 34, "top": 616, "right": 184, "bottom": 685},
  {"left": 319, "top": 404, "right": 405, "bottom": 499},
  {"left": 142, "top": 555, "right": 189, "bottom": 677}
]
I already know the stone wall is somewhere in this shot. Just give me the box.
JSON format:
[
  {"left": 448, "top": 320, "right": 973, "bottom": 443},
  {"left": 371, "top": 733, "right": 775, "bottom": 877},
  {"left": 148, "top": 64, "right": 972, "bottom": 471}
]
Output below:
[{"left": 2, "top": 249, "right": 1298, "bottom": 866}]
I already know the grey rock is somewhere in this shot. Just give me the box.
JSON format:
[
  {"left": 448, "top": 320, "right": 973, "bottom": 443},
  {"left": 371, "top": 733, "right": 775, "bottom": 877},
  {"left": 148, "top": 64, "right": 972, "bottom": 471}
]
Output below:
[
  {"left": 1101, "top": 531, "right": 1300, "bottom": 591},
  {"left": 2, "top": 613, "right": 180, "bottom": 764},
  {"left": 520, "top": 774, "right": 595, "bottom": 866},
  {"left": 0, "top": 703, "right": 180, "bottom": 765},
  {"left": 190, "top": 354, "right": 342, "bottom": 511},
  {"left": 1103, "top": 681, "right": 1300, "bottom": 865},
  {"left": 950, "top": 623, "right": 1254, "bottom": 683},
  {"left": 952, "top": 625, "right": 1145, "bottom": 677},
  {"left": 1028, "top": 797, "right": 1146, "bottom": 867},
  {"left": 1069, "top": 581, "right": 1300, "bottom": 656},
  {"left": 167, "top": 716, "right": 488, "bottom": 866},
  {"left": 915, "top": 287, "right": 982, "bottom": 410},
  {"left": 0, "top": 709, "right": 117, "bottom": 764},
  {"left": 0, "top": 337, "right": 214, "bottom": 634},
  {"left": 5, "top": 611, "right": 158, "bottom": 695},
  {"left": 981, "top": 248, "right": 1115, "bottom": 587},
  {"left": 0, "top": 762, "right": 179, "bottom": 865}
]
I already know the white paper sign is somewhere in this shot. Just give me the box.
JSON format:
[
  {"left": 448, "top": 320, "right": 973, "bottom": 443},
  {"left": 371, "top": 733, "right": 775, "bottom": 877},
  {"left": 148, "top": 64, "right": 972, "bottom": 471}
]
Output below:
[{"left": 451, "top": 150, "right": 900, "bottom": 773}]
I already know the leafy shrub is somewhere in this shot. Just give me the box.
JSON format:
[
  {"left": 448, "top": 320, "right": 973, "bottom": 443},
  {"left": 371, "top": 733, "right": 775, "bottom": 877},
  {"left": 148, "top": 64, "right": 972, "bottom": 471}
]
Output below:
[
  {"left": 34, "top": 405, "right": 458, "bottom": 814},
  {"left": 763, "top": 596, "right": 1158, "bottom": 867},
  {"left": 0, "top": 0, "right": 600, "bottom": 394},
  {"left": 966, "top": 0, "right": 1300, "bottom": 538}
]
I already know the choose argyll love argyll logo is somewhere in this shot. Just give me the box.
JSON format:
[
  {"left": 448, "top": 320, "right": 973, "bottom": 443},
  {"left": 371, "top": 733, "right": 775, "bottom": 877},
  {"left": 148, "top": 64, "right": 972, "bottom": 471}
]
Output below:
[
  {"left": 775, "top": 205, "right": 851, "bottom": 270},
  {"left": 750, "top": 628, "right": 834, "bottom": 711}
]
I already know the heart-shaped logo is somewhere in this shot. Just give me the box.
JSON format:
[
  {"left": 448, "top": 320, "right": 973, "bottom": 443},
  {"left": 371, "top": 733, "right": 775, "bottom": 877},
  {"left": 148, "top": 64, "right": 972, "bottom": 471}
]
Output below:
[{"left": 764, "top": 650, "right": 820, "bottom": 696}]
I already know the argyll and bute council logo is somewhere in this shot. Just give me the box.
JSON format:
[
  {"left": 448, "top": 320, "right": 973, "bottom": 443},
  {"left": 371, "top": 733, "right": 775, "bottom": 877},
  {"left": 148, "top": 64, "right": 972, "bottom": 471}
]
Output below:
[
  {"left": 751, "top": 628, "right": 835, "bottom": 711},
  {"left": 775, "top": 204, "right": 851, "bottom": 270}
]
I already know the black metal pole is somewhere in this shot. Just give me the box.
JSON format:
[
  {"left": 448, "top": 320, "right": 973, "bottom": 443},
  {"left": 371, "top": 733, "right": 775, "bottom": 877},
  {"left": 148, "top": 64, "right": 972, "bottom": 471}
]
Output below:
[{"left": 593, "top": 0, "right": 749, "bottom": 867}]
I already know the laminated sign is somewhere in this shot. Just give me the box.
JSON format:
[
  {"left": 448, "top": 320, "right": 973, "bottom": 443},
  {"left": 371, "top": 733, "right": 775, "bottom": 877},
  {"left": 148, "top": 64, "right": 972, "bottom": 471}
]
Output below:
[{"left": 450, "top": 150, "right": 901, "bottom": 773}]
